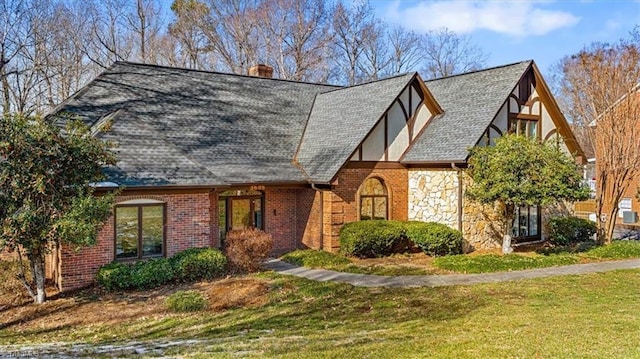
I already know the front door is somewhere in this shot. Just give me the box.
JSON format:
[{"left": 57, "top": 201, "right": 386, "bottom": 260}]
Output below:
[{"left": 218, "top": 190, "right": 264, "bottom": 245}]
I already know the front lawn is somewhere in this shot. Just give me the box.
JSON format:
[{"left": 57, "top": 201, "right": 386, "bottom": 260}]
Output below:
[
  {"left": 1, "top": 266, "right": 640, "bottom": 358},
  {"left": 283, "top": 241, "right": 640, "bottom": 275}
]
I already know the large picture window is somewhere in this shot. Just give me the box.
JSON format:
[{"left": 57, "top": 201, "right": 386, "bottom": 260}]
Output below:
[
  {"left": 359, "top": 177, "right": 388, "bottom": 220},
  {"left": 115, "top": 204, "right": 165, "bottom": 260}
]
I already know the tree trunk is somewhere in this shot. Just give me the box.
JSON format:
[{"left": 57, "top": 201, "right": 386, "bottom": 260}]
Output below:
[
  {"left": 29, "top": 251, "right": 47, "bottom": 304},
  {"left": 502, "top": 234, "right": 513, "bottom": 254},
  {"left": 502, "top": 202, "right": 515, "bottom": 254}
]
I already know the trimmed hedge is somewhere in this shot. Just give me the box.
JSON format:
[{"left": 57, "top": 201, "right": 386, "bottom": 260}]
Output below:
[
  {"left": 170, "top": 247, "right": 228, "bottom": 282},
  {"left": 405, "top": 221, "right": 463, "bottom": 256},
  {"left": 339, "top": 220, "right": 461, "bottom": 258},
  {"left": 339, "top": 220, "right": 407, "bottom": 258},
  {"left": 97, "top": 247, "right": 227, "bottom": 291},
  {"left": 548, "top": 217, "right": 597, "bottom": 246},
  {"left": 96, "top": 258, "right": 175, "bottom": 291}
]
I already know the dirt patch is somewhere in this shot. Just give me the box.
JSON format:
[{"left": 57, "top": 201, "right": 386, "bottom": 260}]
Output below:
[
  {"left": 0, "top": 268, "right": 271, "bottom": 334},
  {"left": 206, "top": 277, "right": 270, "bottom": 311}
]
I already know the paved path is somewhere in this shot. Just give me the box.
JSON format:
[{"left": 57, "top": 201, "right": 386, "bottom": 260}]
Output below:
[{"left": 263, "top": 258, "right": 640, "bottom": 288}]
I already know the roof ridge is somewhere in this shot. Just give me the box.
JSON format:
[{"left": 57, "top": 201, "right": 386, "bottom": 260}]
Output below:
[
  {"left": 111, "top": 61, "right": 342, "bottom": 88},
  {"left": 317, "top": 72, "right": 416, "bottom": 95},
  {"left": 425, "top": 60, "right": 533, "bottom": 82}
]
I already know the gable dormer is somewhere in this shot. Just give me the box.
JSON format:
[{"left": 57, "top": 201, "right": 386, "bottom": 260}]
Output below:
[
  {"left": 350, "top": 77, "right": 439, "bottom": 162},
  {"left": 478, "top": 64, "right": 584, "bottom": 161}
]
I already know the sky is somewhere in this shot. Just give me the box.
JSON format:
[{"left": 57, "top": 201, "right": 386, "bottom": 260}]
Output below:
[{"left": 373, "top": 0, "right": 640, "bottom": 77}]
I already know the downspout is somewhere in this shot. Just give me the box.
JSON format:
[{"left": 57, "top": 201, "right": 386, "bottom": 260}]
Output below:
[{"left": 451, "top": 163, "right": 463, "bottom": 233}]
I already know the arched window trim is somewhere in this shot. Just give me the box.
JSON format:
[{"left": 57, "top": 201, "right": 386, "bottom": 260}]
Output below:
[{"left": 359, "top": 177, "right": 389, "bottom": 221}]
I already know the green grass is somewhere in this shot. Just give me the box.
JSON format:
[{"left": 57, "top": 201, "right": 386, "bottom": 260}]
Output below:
[
  {"left": 283, "top": 242, "right": 640, "bottom": 276},
  {"left": 281, "top": 249, "right": 432, "bottom": 276},
  {"left": 3, "top": 270, "right": 640, "bottom": 358},
  {"left": 433, "top": 253, "right": 580, "bottom": 273},
  {"left": 281, "top": 249, "right": 351, "bottom": 267},
  {"left": 583, "top": 240, "right": 640, "bottom": 259},
  {"left": 434, "top": 241, "right": 640, "bottom": 274}
]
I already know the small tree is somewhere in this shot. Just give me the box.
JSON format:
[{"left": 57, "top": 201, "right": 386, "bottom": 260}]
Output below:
[
  {"left": 466, "top": 134, "right": 590, "bottom": 253},
  {"left": 0, "top": 114, "right": 116, "bottom": 303}
]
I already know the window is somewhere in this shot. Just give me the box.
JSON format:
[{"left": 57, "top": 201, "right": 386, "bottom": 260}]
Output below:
[
  {"left": 360, "top": 177, "right": 388, "bottom": 220},
  {"left": 219, "top": 190, "right": 264, "bottom": 244},
  {"left": 511, "top": 205, "right": 540, "bottom": 242},
  {"left": 509, "top": 117, "right": 539, "bottom": 138},
  {"left": 115, "top": 204, "right": 165, "bottom": 260}
]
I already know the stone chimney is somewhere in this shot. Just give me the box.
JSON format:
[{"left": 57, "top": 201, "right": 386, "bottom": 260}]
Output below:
[{"left": 248, "top": 64, "right": 273, "bottom": 78}]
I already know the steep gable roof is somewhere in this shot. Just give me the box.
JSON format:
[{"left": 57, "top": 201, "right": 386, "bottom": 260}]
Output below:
[
  {"left": 402, "top": 61, "right": 533, "bottom": 163},
  {"left": 53, "top": 62, "right": 339, "bottom": 186},
  {"left": 295, "top": 73, "right": 417, "bottom": 183}
]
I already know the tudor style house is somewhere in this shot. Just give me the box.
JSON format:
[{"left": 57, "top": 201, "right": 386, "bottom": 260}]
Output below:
[{"left": 48, "top": 60, "right": 584, "bottom": 291}]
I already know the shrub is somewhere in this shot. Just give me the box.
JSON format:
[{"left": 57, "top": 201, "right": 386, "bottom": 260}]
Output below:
[
  {"left": 406, "top": 221, "right": 463, "bottom": 256},
  {"left": 548, "top": 217, "right": 597, "bottom": 246},
  {"left": 165, "top": 290, "right": 208, "bottom": 312},
  {"left": 226, "top": 229, "right": 274, "bottom": 272},
  {"left": 339, "top": 220, "right": 407, "bottom": 258},
  {"left": 96, "top": 261, "right": 133, "bottom": 291},
  {"left": 96, "top": 258, "right": 174, "bottom": 291},
  {"left": 170, "top": 247, "right": 228, "bottom": 282},
  {"left": 130, "top": 258, "right": 175, "bottom": 289}
]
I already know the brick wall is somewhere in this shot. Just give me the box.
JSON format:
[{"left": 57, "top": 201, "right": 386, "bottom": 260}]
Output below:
[
  {"left": 322, "top": 166, "right": 409, "bottom": 251},
  {"left": 297, "top": 188, "right": 322, "bottom": 250},
  {"left": 264, "top": 188, "right": 298, "bottom": 254},
  {"left": 60, "top": 190, "right": 212, "bottom": 291}
]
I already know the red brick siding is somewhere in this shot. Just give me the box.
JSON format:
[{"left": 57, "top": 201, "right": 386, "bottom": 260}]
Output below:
[
  {"left": 60, "top": 190, "right": 212, "bottom": 291},
  {"left": 297, "top": 188, "right": 322, "bottom": 250},
  {"left": 264, "top": 189, "right": 298, "bottom": 254},
  {"left": 323, "top": 167, "right": 408, "bottom": 251}
]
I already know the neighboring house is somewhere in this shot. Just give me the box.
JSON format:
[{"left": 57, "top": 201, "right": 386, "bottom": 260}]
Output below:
[
  {"left": 48, "top": 60, "right": 584, "bottom": 291},
  {"left": 593, "top": 85, "right": 640, "bottom": 227}
]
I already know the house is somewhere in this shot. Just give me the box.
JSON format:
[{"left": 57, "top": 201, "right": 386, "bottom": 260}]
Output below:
[
  {"left": 592, "top": 85, "right": 640, "bottom": 229},
  {"left": 48, "top": 60, "right": 584, "bottom": 291}
]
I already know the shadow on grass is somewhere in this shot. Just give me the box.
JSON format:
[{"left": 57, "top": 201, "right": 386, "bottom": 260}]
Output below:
[{"left": 110, "top": 274, "right": 490, "bottom": 343}]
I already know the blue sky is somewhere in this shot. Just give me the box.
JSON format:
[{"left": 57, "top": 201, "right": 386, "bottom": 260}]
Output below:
[{"left": 374, "top": 0, "right": 640, "bottom": 76}]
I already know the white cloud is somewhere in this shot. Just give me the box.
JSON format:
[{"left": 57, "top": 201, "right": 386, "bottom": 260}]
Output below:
[{"left": 384, "top": 0, "right": 580, "bottom": 37}]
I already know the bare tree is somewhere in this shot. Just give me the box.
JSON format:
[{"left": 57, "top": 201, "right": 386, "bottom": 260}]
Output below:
[
  {"left": 387, "top": 26, "right": 423, "bottom": 76},
  {"left": 257, "top": 0, "right": 332, "bottom": 82},
  {"left": 199, "top": 0, "right": 262, "bottom": 74},
  {"left": 330, "top": 1, "right": 377, "bottom": 85},
  {"left": 126, "top": 0, "right": 162, "bottom": 64},
  {"left": 168, "top": 0, "right": 212, "bottom": 69},
  {"left": 558, "top": 29, "right": 640, "bottom": 243},
  {"left": 84, "top": 0, "right": 135, "bottom": 68},
  {"left": 0, "top": 0, "right": 31, "bottom": 114},
  {"left": 357, "top": 18, "right": 388, "bottom": 82},
  {"left": 421, "top": 28, "right": 488, "bottom": 80}
]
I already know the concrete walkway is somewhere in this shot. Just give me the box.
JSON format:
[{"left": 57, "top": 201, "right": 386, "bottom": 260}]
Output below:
[{"left": 263, "top": 258, "right": 640, "bottom": 288}]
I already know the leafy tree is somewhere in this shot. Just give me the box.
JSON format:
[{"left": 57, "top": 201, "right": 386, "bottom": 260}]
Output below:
[
  {"left": 0, "top": 114, "right": 117, "bottom": 303},
  {"left": 466, "top": 134, "right": 590, "bottom": 253}
]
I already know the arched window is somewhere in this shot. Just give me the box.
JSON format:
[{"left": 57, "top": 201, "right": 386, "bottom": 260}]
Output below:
[{"left": 359, "top": 178, "right": 388, "bottom": 220}]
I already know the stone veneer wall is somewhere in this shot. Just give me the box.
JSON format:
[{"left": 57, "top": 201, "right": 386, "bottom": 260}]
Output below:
[{"left": 408, "top": 169, "right": 460, "bottom": 229}]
